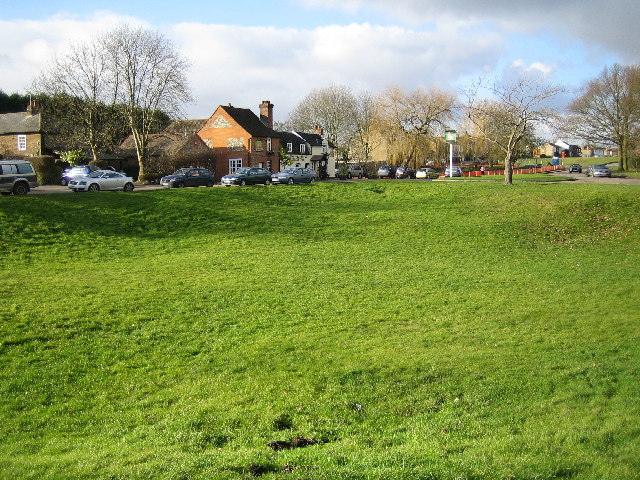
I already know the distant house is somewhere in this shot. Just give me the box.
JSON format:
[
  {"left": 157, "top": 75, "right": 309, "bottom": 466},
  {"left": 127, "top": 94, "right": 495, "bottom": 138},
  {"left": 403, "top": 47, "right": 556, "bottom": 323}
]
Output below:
[
  {"left": 533, "top": 140, "right": 581, "bottom": 158},
  {"left": 0, "top": 103, "right": 44, "bottom": 157},
  {"left": 279, "top": 127, "right": 336, "bottom": 177},
  {"left": 197, "top": 101, "right": 281, "bottom": 180}
]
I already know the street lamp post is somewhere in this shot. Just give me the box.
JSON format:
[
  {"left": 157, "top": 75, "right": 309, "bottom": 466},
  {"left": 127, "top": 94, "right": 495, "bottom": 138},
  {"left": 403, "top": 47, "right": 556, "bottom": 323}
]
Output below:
[{"left": 445, "top": 129, "right": 457, "bottom": 177}]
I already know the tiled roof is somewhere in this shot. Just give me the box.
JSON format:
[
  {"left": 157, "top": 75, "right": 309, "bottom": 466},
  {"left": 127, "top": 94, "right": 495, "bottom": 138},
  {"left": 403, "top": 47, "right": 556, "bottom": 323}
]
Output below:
[
  {"left": 0, "top": 111, "right": 41, "bottom": 135},
  {"left": 220, "top": 105, "right": 279, "bottom": 137},
  {"left": 164, "top": 119, "right": 208, "bottom": 134},
  {"left": 119, "top": 133, "right": 207, "bottom": 156}
]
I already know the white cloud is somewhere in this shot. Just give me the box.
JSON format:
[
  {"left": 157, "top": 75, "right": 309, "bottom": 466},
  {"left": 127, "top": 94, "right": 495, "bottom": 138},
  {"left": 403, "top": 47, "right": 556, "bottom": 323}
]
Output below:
[
  {"left": 510, "top": 60, "right": 555, "bottom": 76},
  {"left": 172, "top": 21, "right": 504, "bottom": 119},
  {"left": 295, "top": 0, "right": 640, "bottom": 61}
]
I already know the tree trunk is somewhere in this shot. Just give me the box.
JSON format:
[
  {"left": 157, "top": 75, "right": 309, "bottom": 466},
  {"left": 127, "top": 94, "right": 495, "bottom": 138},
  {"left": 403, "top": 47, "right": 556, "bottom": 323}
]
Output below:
[{"left": 504, "top": 152, "right": 514, "bottom": 185}]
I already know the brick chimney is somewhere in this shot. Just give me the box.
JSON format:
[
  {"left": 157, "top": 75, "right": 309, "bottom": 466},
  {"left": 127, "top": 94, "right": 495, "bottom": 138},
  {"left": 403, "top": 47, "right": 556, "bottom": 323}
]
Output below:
[
  {"left": 314, "top": 124, "right": 324, "bottom": 135},
  {"left": 259, "top": 100, "right": 273, "bottom": 129}
]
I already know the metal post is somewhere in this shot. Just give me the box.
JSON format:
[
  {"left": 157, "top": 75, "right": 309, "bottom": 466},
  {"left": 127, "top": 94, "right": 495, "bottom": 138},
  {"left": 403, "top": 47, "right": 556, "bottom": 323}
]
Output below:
[{"left": 449, "top": 142, "right": 454, "bottom": 177}]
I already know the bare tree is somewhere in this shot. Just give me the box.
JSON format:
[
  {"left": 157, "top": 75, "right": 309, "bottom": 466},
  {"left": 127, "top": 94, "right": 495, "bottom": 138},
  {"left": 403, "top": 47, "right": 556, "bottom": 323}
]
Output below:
[
  {"left": 288, "top": 84, "right": 357, "bottom": 159},
  {"left": 375, "top": 86, "right": 457, "bottom": 166},
  {"left": 103, "top": 24, "right": 192, "bottom": 180},
  {"left": 349, "top": 91, "right": 380, "bottom": 161},
  {"left": 466, "top": 76, "right": 562, "bottom": 184},
  {"left": 567, "top": 64, "right": 640, "bottom": 171},
  {"left": 32, "top": 38, "right": 116, "bottom": 162}
]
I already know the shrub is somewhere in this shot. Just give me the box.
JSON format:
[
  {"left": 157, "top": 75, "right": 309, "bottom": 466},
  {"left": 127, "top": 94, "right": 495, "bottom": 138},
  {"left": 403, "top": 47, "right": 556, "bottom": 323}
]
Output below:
[{"left": 29, "top": 155, "right": 61, "bottom": 185}]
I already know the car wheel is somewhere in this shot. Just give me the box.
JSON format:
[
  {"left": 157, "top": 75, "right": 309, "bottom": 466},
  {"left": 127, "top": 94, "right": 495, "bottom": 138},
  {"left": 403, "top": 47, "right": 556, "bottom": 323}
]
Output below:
[
  {"left": 265, "top": 179, "right": 272, "bottom": 185},
  {"left": 240, "top": 180, "right": 246, "bottom": 186},
  {"left": 287, "top": 177, "right": 294, "bottom": 185},
  {"left": 309, "top": 177, "right": 315, "bottom": 183},
  {"left": 12, "top": 182, "right": 29, "bottom": 195},
  {"left": 61, "top": 179, "right": 68, "bottom": 186},
  {"left": 123, "top": 182, "right": 134, "bottom": 192},
  {"left": 88, "top": 183, "right": 100, "bottom": 192},
  {"left": 175, "top": 182, "right": 185, "bottom": 188},
  {"left": 206, "top": 180, "right": 214, "bottom": 187}
]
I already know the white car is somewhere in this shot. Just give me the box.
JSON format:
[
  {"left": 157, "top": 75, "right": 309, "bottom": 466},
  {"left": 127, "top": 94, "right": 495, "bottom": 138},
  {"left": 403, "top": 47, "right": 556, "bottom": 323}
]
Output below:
[
  {"left": 416, "top": 167, "right": 439, "bottom": 179},
  {"left": 68, "top": 170, "right": 135, "bottom": 192}
]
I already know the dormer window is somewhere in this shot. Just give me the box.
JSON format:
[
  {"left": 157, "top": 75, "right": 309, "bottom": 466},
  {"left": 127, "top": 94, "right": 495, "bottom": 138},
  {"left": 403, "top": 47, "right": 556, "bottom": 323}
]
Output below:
[
  {"left": 287, "top": 142, "right": 293, "bottom": 153},
  {"left": 300, "top": 144, "right": 305, "bottom": 154}
]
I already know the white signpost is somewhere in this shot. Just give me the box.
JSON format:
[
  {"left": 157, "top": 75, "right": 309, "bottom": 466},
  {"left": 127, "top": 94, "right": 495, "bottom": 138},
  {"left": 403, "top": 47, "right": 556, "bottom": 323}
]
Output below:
[{"left": 445, "top": 129, "right": 457, "bottom": 177}]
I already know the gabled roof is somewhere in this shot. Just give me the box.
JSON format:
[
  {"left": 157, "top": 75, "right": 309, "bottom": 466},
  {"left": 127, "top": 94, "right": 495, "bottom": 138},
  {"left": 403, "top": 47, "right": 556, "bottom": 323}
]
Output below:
[
  {"left": 119, "top": 133, "right": 208, "bottom": 157},
  {"left": 295, "top": 131, "right": 324, "bottom": 147},
  {"left": 0, "top": 111, "right": 41, "bottom": 135},
  {"left": 219, "top": 105, "right": 279, "bottom": 138},
  {"left": 164, "top": 119, "right": 208, "bottom": 134}
]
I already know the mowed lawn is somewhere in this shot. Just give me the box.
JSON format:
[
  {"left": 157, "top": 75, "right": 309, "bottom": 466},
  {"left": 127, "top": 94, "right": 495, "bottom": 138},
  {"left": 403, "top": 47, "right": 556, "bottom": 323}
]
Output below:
[{"left": 0, "top": 181, "right": 638, "bottom": 479}]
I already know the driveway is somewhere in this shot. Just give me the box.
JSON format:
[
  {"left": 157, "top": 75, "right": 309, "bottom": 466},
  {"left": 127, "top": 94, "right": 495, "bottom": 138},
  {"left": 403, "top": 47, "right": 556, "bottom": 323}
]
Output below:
[{"left": 549, "top": 169, "right": 640, "bottom": 185}]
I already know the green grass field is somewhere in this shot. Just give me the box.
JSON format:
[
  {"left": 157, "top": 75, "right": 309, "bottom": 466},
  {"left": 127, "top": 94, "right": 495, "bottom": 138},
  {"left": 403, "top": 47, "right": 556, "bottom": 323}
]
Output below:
[{"left": 1, "top": 181, "right": 639, "bottom": 479}]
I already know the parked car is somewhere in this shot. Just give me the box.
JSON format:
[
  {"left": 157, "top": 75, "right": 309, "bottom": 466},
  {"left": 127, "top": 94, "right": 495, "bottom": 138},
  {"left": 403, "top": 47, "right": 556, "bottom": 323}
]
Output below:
[
  {"left": 346, "top": 164, "right": 366, "bottom": 178},
  {"left": 221, "top": 167, "right": 272, "bottom": 186},
  {"left": 61, "top": 164, "right": 99, "bottom": 185},
  {"left": 68, "top": 170, "right": 135, "bottom": 192},
  {"left": 586, "top": 164, "right": 612, "bottom": 177},
  {"left": 568, "top": 164, "right": 583, "bottom": 173},
  {"left": 271, "top": 167, "right": 316, "bottom": 184},
  {"left": 160, "top": 168, "right": 215, "bottom": 188},
  {"left": 0, "top": 159, "right": 38, "bottom": 195},
  {"left": 416, "top": 167, "right": 439, "bottom": 179},
  {"left": 444, "top": 166, "right": 462, "bottom": 177},
  {"left": 377, "top": 165, "right": 396, "bottom": 178},
  {"left": 395, "top": 166, "right": 416, "bottom": 179}
]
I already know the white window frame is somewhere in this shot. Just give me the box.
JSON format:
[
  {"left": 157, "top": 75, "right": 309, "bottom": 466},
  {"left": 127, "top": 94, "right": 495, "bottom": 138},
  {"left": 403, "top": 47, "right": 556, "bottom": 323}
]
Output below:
[
  {"left": 266, "top": 137, "right": 272, "bottom": 152},
  {"left": 287, "top": 142, "right": 293, "bottom": 153},
  {"left": 300, "top": 144, "right": 305, "bottom": 154},
  {"left": 17, "top": 135, "right": 26, "bottom": 151},
  {"left": 229, "top": 158, "right": 242, "bottom": 173}
]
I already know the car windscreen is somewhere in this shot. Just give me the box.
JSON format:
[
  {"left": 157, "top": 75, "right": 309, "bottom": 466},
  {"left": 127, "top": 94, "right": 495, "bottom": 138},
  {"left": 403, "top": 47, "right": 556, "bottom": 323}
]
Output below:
[
  {"left": 87, "top": 171, "right": 103, "bottom": 178},
  {"left": 173, "top": 168, "right": 191, "bottom": 175},
  {"left": 235, "top": 168, "right": 251, "bottom": 174}
]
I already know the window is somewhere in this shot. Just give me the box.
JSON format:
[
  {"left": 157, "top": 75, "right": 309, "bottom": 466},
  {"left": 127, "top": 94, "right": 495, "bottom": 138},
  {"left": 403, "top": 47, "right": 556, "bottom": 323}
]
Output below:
[
  {"left": 287, "top": 143, "right": 293, "bottom": 153},
  {"left": 16, "top": 163, "right": 33, "bottom": 174},
  {"left": 17, "top": 135, "right": 26, "bottom": 151},
  {"left": 300, "top": 144, "right": 306, "bottom": 154},
  {"left": 266, "top": 137, "right": 272, "bottom": 152},
  {"left": 229, "top": 158, "right": 242, "bottom": 173}
]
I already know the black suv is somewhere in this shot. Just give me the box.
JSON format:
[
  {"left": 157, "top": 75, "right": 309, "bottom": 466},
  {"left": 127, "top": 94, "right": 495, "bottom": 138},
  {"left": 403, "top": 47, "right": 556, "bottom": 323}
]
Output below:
[
  {"left": 160, "top": 168, "right": 215, "bottom": 188},
  {"left": 0, "top": 160, "right": 38, "bottom": 195}
]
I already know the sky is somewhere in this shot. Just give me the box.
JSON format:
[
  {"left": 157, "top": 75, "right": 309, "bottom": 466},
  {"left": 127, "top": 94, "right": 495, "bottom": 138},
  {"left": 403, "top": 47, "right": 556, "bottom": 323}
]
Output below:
[{"left": 0, "top": 0, "right": 637, "bottom": 123}]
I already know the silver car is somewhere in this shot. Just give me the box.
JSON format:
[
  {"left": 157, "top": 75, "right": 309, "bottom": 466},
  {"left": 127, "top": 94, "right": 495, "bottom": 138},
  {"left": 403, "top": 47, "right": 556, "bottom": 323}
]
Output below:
[
  {"left": 586, "top": 164, "right": 612, "bottom": 177},
  {"left": 271, "top": 168, "right": 316, "bottom": 184},
  {"left": 68, "top": 170, "right": 135, "bottom": 192},
  {"left": 444, "top": 166, "right": 462, "bottom": 177}
]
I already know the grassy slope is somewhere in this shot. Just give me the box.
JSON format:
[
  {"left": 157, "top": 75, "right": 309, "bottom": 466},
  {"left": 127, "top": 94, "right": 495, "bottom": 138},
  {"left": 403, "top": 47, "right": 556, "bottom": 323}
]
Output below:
[{"left": 0, "top": 182, "right": 639, "bottom": 479}]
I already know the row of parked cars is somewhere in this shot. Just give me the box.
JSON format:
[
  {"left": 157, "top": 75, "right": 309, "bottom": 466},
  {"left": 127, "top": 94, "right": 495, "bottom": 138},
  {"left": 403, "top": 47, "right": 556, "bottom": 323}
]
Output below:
[{"left": 377, "top": 165, "right": 450, "bottom": 179}]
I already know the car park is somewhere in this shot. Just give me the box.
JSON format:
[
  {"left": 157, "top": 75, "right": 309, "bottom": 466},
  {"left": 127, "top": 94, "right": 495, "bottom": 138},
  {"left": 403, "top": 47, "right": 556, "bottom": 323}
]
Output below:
[
  {"left": 568, "top": 164, "right": 582, "bottom": 173},
  {"left": 395, "top": 166, "right": 416, "bottom": 179},
  {"left": 0, "top": 159, "right": 38, "bottom": 195},
  {"left": 61, "top": 164, "right": 100, "bottom": 185},
  {"left": 377, "top": 165, "right": 396, "bottom": 178},
  {"left": 271, "top": 167, "right": 316, "bottom": 184},
  {"left": 160, "top": 168, "right": 215, "bottom": 188},
  {"left": 444, "top": 166, "right": 462, "bottom": 177},
  {"left": 586, "top": 164, "right": 612, "bottom": 177},
  {"left": 68, "top": 170, "right": 135, "bottom": 192},
  {"left": 416, "top": 167, "right": 439, "bottom": 179},
  {"left": 221, "top": 167, "right": 272, "bottom": 186}
]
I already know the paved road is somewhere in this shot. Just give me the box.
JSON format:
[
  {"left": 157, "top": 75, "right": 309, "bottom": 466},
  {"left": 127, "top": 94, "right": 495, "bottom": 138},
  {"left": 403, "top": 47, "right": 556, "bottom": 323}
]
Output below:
[
  {"left": 548, "top": 169, "right": 640, "bottom": 185},
  {"left": 29, "top": 184, "right": 165, "bottom": 194}
]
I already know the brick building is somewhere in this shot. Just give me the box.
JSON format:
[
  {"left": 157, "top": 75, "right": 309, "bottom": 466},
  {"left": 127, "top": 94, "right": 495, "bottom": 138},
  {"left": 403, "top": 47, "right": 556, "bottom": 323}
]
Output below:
[
  {"left": 0, "top": 104, "right": 44, "bottom": 158},
  {"left": 197, "top": 100, "right": 281, "bottom": 180}
]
